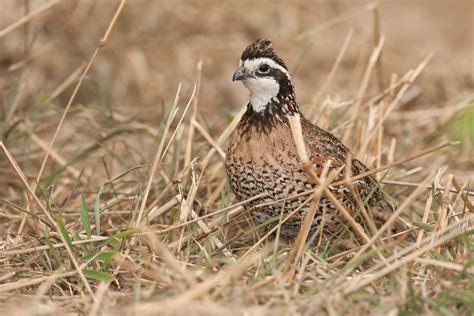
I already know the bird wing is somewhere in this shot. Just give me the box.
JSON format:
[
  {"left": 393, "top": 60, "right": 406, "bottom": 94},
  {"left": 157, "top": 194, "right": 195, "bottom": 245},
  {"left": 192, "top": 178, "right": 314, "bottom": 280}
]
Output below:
[{"left": 300, "top": 116, "right": 368, "bottom": 182}]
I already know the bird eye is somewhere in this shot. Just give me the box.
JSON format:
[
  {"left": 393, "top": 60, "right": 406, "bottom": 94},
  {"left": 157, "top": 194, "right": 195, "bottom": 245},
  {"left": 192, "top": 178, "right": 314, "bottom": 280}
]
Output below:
[{"left": 259, "top": 64, "right": 270, "bottom": 73}]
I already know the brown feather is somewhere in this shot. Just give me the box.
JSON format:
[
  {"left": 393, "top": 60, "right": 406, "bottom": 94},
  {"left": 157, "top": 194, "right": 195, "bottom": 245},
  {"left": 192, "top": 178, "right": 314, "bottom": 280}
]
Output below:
[{"left": 226, "top": 39, "right": 411, "bottom": 240}]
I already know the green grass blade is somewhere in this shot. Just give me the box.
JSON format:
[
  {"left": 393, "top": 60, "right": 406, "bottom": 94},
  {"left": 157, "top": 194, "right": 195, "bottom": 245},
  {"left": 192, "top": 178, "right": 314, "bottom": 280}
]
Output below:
[
  {"left": 83, "top": 270, "right": 115, "bottom": 282},
  {"left": 97, "top": 229, "right": 136, "bottom": 248},
  {"left": 82, "top": 251, "right": 118, "bottom": 263},
  {"left": 94, "top": 186, "right": 104, "bottom": 236},
  {"left": 44, "top": 233, "right": 62, "bottom": 268},
  {"left": 94, "top": 164, "right": 147, "bottom": 236},
  {"left": 104, "top": 164, "right": 148, "bottom": 185},
  {"left": 80, "top": 193, "right": 92, "bottom": 239},
  {"left": 55, "top": 215, "right": 72, "bottom": 250}
]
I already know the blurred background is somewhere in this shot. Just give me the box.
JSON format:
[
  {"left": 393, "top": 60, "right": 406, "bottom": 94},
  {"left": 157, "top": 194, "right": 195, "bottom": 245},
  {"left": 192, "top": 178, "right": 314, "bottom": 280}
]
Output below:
[{"left": 0, "top": 0, "right": 473, "bottom": 188}]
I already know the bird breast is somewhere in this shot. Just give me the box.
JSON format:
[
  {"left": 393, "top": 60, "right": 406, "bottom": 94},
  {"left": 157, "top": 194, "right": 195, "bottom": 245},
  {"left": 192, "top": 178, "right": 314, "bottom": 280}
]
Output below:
[{"left": 226, "top": 122, "right": 311, "bottom": 204}]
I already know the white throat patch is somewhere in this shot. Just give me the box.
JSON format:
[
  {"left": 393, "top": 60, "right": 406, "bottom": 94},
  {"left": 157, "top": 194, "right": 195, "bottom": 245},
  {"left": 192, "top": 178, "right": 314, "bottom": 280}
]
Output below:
[
  {"left": 243, "top": 77, "right": 279, "bottom": 112},
  {"left": 239, "top": 58, "right": 291, "bottom": 113}
]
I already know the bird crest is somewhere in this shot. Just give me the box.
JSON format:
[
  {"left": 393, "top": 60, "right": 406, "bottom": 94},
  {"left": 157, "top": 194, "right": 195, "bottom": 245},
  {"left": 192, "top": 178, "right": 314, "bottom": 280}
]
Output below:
[{"left": 241, "top": 38, "right": 288, "bottom": 70}]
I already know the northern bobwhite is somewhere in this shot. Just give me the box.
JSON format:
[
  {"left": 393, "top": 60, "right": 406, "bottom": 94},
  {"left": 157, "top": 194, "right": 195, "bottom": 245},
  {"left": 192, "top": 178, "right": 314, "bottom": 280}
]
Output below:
[{"left": 225, "top": 39, "right": 408, "bottom": 239}]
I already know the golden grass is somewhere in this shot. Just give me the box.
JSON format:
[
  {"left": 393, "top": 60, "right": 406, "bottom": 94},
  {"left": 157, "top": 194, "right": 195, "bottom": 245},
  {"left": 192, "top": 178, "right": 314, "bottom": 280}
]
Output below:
[{"left": 0, "top": 1, "right": 473, "bottom": 315}]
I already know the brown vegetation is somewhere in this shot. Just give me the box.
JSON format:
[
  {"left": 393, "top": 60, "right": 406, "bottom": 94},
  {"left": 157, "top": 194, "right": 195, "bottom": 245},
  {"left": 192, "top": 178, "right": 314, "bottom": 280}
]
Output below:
[{"left": 0, "top": 1, "right": 473, "bottom": 315}]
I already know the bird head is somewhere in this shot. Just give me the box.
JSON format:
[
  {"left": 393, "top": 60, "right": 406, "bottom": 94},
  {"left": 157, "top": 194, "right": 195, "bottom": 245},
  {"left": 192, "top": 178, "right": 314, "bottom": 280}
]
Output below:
[{"left": 233, "top": 39, "right": 295, "bottom": 113}]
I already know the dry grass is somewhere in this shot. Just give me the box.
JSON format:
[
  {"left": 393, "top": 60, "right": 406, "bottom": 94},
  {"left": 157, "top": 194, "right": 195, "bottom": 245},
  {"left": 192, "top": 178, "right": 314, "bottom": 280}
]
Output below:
[{"left": 1, "top": 1, "right": 473, "bottom": 315}]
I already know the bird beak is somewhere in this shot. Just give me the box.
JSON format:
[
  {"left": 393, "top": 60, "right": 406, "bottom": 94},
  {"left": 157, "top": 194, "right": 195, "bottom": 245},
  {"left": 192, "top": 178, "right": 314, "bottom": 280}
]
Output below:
[{"left": 232, "top": 66, "right": 248, "bottom": 81}]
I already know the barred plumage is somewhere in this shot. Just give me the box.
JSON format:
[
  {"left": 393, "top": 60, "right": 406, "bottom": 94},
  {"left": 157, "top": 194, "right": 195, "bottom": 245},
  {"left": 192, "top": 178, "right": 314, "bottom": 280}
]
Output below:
[{"left": 226, "top": 39, "right": 408, "bottom": 238}]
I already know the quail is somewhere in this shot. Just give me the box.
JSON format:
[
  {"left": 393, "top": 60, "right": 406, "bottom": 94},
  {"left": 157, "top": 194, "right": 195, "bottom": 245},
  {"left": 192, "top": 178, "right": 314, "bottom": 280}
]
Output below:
[{"left": 225, "top": 39, "right": 409, "bottom": 239}]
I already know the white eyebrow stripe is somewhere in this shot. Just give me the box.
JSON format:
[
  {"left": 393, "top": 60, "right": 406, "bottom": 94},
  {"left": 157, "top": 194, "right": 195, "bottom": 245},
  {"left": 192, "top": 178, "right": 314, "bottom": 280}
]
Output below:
[{"left": 243, "top": 58, "right": 291, "bottom": 78}]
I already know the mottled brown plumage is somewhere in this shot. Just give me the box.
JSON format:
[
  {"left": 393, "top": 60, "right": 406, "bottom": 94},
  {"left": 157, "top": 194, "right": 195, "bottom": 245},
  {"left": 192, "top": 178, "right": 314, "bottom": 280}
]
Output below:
[{"left": 226, "top": 39, "right": 408, "bottom": 239}]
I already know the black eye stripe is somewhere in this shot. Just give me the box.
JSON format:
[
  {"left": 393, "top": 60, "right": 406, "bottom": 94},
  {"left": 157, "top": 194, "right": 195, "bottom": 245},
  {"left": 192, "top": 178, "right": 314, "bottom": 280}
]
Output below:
[{"left": 255, "top": 67, "right": 289, "bottom": 81}]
